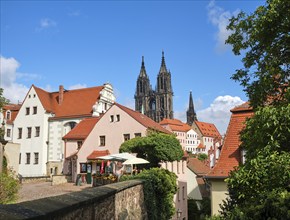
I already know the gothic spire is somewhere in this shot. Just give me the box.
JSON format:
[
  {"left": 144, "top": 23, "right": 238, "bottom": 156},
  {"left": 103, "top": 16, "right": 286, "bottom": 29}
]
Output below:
[
  {"left": 139, "top": 56, "right": 147, "bottom": 78},
  {"left": 159, "top": 50, "right": 167, "bottom": 74},
  {"left": 187, "top": 91, "right": 197, "bottom": 125}
]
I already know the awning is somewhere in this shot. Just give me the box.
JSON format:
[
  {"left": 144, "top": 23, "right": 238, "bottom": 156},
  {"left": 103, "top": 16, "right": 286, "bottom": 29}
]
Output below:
[{"left": 87, "top": 150, "right": 110, "bottom": 160}]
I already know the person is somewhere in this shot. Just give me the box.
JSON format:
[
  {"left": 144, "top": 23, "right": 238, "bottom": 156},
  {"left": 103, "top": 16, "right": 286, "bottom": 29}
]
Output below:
[{"left": 115, "top": 161, "right": 124, "bottom": 181}]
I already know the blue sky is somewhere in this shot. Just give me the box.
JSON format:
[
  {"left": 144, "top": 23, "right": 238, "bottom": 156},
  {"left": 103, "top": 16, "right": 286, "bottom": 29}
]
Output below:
[{"left": 0, "top": 0, "right": 264, "bottom": 134}]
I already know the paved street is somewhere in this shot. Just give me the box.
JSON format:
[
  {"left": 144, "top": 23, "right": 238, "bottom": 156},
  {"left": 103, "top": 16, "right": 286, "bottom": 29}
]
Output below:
[{"left": 16, "top": 181, "right": 91, "bottom": 203}]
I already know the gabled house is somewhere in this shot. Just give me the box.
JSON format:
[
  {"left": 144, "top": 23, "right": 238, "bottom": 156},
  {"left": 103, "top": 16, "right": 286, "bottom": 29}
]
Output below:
[
  {"left": 63, "top": 103, "right": 188, "bottom": 220},
  {"left": 1, "top": 104, "right": 21, "bottom": 142},
  {"left": 62, "top": 102, "right": 170, "bottom": 182},
  {"left": 11, "top": 83, "right": 115, "bottom": 177},
  {"left": 186, "top": 158, "right": 210, "bottom": 201},
  {"left": 160, "top": 118, "right": 200, "bottom": 153},
  {"left": 205, "top": 102, "right": 253, "bottom": 216}
]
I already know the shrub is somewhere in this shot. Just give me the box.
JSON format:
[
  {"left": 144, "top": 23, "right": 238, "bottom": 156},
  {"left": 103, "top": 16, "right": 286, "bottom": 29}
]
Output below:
[{"left": 0, "top": 170, "right": 20, "bottom": 204}]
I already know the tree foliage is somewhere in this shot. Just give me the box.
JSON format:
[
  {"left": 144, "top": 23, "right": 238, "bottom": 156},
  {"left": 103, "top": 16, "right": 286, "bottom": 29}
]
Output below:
[
  {"left": 120, "top": 132, "right": 184, "bottom": 167},
  {"left": 240, "top": 105, "right": 290, "bottom": 160},
  {"left": 226, "top": 0, "right": 290, "bottom": 108},
  {"left": 120, "top": 168, "right": 178, "bottom": 220},
  {"left": 221, "top": 151, "right": 290, "bottom": 219},
  {"left": 0, "top": 170, "right": 20, "bottom": 204}
]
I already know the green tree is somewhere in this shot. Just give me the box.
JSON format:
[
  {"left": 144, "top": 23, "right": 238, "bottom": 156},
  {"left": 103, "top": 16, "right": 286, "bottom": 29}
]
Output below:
[
  {"left": 219, "top": 0, "right": 290, "bottom": 218},
  {"left": 221, "top": 150, "right": 290, "bottom": 219},
  {"left": 120, "top": 131, "right": 184, "bottom": 167},
  {"left": 226, "top": 0, "right": 290, "bottom": 109},
  {"left": 120, "top": 168, "right": 178, "bottom": 220},
  {"left": 197, "top": 153, "right": 208, "bottom": 162}
]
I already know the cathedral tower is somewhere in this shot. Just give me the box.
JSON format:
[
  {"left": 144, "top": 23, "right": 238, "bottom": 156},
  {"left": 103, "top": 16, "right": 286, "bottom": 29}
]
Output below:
[
  {"left": 186, "top": 91, "right": 197, "bottom": 125},
  {"left": 135, "top": 52, "right": 174, "bottom": 122}
]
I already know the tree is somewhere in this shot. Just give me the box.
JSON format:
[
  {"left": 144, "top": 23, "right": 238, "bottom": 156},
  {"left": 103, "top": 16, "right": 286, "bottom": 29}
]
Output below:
[
  {"left": 219, "top": 0, "right": 290, "bottom": 218},
  {"left": 120, "top": 168, "right": 178, "bottom": 220},
  {"left": 120, "top": 132, "right": 184, "bottom": 167},
  {"left": 226, "top": 0, "right": 290, "bottom": 109},
  {"left": 220, "top": 150, "right": 290, "bottom": 219}
]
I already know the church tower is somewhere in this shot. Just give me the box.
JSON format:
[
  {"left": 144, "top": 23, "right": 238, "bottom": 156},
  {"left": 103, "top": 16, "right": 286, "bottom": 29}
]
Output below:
[
  {"left": 156, "top": 51, "right": 174, "bottom": 122},
  {"left": 135, "top": 56, "right": 151, "bottom": 114},
  {"left": 186, "top": 91, "right": 197, "bottom": 125},
  {"left": 135, "top": 51, "right": 174, "bottom": 123}
]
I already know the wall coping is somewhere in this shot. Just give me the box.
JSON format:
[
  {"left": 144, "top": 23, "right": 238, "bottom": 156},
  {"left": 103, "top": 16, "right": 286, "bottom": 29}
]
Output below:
[{"left": 0, "top": 179, "right": 144, "bottom": 219}]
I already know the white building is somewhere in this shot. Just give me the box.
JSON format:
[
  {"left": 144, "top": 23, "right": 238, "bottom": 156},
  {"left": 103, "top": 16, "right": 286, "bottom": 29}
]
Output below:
[
  {"left": 160, "top": 118, "right": 201, "bottom": 153},
  {"left": 11, "top": 83, "right": 115, "bottom": 177}
]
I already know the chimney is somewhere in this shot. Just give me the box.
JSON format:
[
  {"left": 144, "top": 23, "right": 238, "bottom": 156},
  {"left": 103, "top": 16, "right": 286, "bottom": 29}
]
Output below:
[{"left": 59, "top": 85, "right": 64, "bottom": 105}]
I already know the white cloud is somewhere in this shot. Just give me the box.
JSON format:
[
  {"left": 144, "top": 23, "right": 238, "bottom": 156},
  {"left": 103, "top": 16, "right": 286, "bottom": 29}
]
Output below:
[
  {"left": 207, "top": 0, "right": 240, "bottom": 52},
  {"left": 197, "top": 95, "right": 245, "bottom": 135},
  {"left": 0, "top": 56, "right": 29, "bottom": 103},
  {"left": 40, "top": 18, "right": 57, "bottom": 28}
]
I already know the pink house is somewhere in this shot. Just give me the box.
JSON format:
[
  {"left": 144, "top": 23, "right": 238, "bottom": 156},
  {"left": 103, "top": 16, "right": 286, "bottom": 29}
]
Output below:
[
  {"left": 62, "top": 102, "right": 170, "bottom": 182},
  {"left": 63, "top": 103, "right": 188, "bottom": 219}
]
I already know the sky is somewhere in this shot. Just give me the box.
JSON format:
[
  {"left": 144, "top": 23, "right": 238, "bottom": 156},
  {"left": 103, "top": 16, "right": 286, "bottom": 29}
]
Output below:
[{"left": 0, "top": 0, "right": 264, "bottom": 134}]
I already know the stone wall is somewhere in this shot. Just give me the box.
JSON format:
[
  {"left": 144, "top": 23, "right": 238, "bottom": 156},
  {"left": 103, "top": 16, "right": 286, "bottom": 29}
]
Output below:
[
  {"left": 0, "top": 180, "right": 147, "bottom": 220},
  {"left": 51, "top": 175, "right": 72, "bottom": 186}
]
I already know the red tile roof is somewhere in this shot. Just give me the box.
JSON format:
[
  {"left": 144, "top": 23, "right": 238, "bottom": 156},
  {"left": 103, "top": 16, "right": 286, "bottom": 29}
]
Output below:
[
  {"left": 33, "top": 85, "right": 104, "bottom": 119},
  {"left": 197, "top": 143, "right": 206, "bottom": 149},
  {"left": 3, "top": 104, "right": 21, "bottom": 125},
  {"left": 63, "top": 117, "right": 100, "bottom": 140},
  {"left": 159, "top": 118, "right": 191, "bottom": 132},
  {"left": 187, "top": 158, "right": 210, "bottom": 175},
  {"left": 206, "top": 103, "right": 253, "bottom": 179},
  {"left": 87, "top": 150, "right": 110, "bottom": 160},
  {"left": 195, "top": 121, "right": 221, "bottom": 138},
  {"left": 115, "top": 103, "right": 171, "bottom": 134}
]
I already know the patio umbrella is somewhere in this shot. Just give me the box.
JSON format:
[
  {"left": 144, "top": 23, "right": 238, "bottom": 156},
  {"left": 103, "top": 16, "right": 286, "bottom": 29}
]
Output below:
[
  {"left": 97, "top": 153, "right": 136, "bottom": 161},
  {"left": 123, "top": 157, "right": 149, "bottom": 165}
]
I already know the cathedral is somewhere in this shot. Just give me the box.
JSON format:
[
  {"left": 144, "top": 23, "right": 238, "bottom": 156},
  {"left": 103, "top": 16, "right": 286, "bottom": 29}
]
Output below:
[{"left": 135, "top": 52, "right": 174, "bottom": 122}]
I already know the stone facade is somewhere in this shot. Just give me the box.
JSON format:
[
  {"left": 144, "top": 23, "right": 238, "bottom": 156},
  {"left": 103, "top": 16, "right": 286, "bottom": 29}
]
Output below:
[{"left": 0, "top": 180, "right": 147, "bottom": 220}]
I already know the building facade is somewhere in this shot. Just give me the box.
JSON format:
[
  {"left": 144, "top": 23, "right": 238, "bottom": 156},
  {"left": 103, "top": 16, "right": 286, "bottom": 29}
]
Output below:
[
  {"left": 135, "top": 52, "right": 174, "bottom": 123},
  {"left": 10, "top": 83, "right": 115, "bottom": 177}
]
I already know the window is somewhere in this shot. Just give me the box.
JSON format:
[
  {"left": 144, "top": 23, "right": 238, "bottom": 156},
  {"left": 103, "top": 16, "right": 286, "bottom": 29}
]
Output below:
[
  {"left": 35, "top": 126, "right": 40, "bottom": 137},
  {"left": 26, "top": 107, "right": 30, "bottom": 115},
  {"left": 134, "top": 133, "right": 141, "bottom": 137},
  {"left": 104, "top": 103, "right": 107, "bottom": 110},
  {"left": 100, "top": 136, "right": 106, "bottom": 146},
  {"left": 77, "top": 141, "right": 83, "bottom": 149},
  {"left": 182, "top": 186, "right": 185, "bottom": 200},
  {"left": 6, "top": 129, "right": 11, "bottom": 137},
  {"left": 26, "top": 153, "right": 31, "bottom": 164},
  {"left": 18, "top": 128, "right": 22, "bottom": 139},
  {"left": 80, "top": 163, "right": 87, "bottom": 173},
  {"left": 19, "top": 153, "right": 21, "bottom": 164},
  {"left": 110, "top": 115, "right": 114, "bottom": 122},
  {"left": 27, "top": 127, "right": 32, "bottom": 138},
  {"left": 6, "top": 111, "right": 11, "bottom": 120},
  {"left": 116, "top": 114, "right": 120, "bottom": 122},
  {"left": 33, "top": 106, "right": 37, "bottom": 114},
  {"left": 34, "top": 153, "right": 39, "bottom": 164},
  {"left": 123, "top": 134, "right": 130, "bottom": 141}
]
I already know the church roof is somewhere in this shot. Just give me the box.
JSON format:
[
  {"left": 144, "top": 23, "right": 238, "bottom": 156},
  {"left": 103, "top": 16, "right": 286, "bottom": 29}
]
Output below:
[
  {"left": 159, "top": 118, "right": 191, "bottom": 132},
  {"left": 194, "top": 121, "right": 221, "bottom": 138},
  {"left": 33, "top": 85, "right": 104, "bottom": 119},
  {"left": 206, "top": 102, "right": 253, "bottom": 179},
  {"left": 115, "top": 103, "right": 171, "bottom": 134},
  {"left": 63, "top": 117, "right": 101, "bottom": 140}
]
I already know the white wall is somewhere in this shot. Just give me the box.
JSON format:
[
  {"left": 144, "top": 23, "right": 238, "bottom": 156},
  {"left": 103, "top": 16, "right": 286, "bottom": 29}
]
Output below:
[
  {"left": 12, "top": 87, "right": 49, "bottom": 177},
  {"left": 186, "top": 167, "right": 203, "bottom": 200}
]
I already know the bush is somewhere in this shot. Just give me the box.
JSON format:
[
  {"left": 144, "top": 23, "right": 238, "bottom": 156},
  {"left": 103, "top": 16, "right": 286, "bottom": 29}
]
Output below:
[
  {"left": 0, "top": 170, "right": 20, "bottom": 204},
  {"left": 120, "top": 168, "right": 178, "bottom": 220}
]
